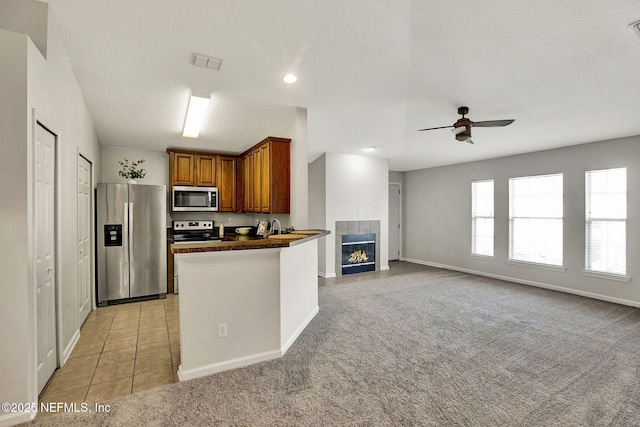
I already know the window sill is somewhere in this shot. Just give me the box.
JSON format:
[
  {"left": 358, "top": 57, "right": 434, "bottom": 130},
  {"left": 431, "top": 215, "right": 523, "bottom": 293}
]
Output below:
[
  {"left": 582, "top": 270, "right": 631, "bottom": 283},
  {"left": 470, "top": 254, "right": 495, "bottom": 261},
  {"left": 506, "top": 259, "right": 566, "bottom": 272}
]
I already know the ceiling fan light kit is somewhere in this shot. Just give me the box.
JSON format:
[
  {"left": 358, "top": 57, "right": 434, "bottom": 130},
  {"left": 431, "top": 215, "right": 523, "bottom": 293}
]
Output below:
[{"left": 419, "top": 106, "right": 514, "bottom": 144}]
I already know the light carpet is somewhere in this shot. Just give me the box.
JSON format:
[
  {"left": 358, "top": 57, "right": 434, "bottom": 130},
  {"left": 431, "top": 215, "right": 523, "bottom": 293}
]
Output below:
[{"left": 26, "top": 263, "right": 640, "bottom": 426}]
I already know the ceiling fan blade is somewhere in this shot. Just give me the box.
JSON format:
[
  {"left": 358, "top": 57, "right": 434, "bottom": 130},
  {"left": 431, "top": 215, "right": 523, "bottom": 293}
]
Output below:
[
  {"left": 472, "top": 119, "right": 515, "bottom": 128},
  {"left": 465, "top": 138, "right": 474, "bottom": 144},
  {"left": 417, "top": 125, "right": 454, "bottom": 131}
]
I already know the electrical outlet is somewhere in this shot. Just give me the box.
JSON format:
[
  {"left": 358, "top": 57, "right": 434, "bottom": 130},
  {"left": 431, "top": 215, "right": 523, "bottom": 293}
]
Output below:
[
  {"left": 228, "top": 218, "right": 233, "bottom": 224},
  {"left": 218, "top": 323, "right": 227, "bottom": 337}
]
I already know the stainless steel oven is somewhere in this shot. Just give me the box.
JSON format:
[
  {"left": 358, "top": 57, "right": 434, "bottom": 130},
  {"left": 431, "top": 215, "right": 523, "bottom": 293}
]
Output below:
[
  {"left": 171, "top": 220, "right": 220, "bottom": 293},
  {"left": 172, "top": 186, "right": 218, "bottom": 212}
]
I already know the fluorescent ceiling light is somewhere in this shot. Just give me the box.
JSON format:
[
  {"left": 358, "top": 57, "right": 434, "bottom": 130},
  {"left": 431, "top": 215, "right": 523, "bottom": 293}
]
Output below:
[
  {"left": 452, "top": 126, "right": 467, "bottom": 135},
  {"left": 364, "top": 146, "right": 376, "bottom": 152},
  {"left": 182, "top": 91, "right": 210, "bottom": 138},
  {"left": 283, "top": 74, "right": 298, "bottom": 84}
]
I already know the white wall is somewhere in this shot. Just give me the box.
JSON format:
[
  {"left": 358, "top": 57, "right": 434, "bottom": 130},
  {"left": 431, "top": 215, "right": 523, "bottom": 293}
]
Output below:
[
  {"left": 0, "top": 29, "right": 31, "bottom": 425},
  {"left": 0, "top": 5, "right": 101, "bottom": 424},
  {"left": 403, "top": 136, "right": 640, "bottom": 306},
  {"left": 389, "top": 170, "right": 404, "bottom": 184},
  {"left": 309, "top": 153, "right": 389, "bottom": 276},
  {"left": 28, "top": 10, "right": 102, "bottom": 367},
  {"left": 308, "top": 154, "right": 327, "bottom": 275},
  {"left": 291, "top": 107, "right": 309, "bottom": 229},
  {"left": 101, "top": 146, "right": 168, "bottom": 186}
]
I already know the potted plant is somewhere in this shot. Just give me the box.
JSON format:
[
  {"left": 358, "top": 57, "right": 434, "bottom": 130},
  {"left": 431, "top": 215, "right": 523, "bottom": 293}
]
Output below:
[{"left": 118, "top": 158, "right": 146, "bottom": 184}]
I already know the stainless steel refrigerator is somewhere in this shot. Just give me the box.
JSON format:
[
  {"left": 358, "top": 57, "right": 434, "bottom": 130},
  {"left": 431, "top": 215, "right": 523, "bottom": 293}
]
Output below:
[{"left": 97, "top": 183, "right": 167, "bottom": 305}]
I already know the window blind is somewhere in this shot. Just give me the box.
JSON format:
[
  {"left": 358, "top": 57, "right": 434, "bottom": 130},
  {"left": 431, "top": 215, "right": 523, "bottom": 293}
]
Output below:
[
  {"left": 472, "top": 180, "right": 494, "bottom": 257},
  {"left": 509, "top": 173, "right": 563, "bottom": 266},
  {"left": 585, "top": 168, "right": 626, "bottom": 275}
]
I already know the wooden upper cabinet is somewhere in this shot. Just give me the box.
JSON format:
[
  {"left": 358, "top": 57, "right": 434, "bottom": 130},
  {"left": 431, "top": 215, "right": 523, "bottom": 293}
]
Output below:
[
  {"left": 195, "top": 154, "right": 216, "bottom": 187},
  {"left": 252, "top": 148, "right": 262, "bottom": 213},
  {"left": 243, "top": 137, "right": 290, "bottom": 214},
  {"left": 242, "top": 152, "right": 253, "bottom": 212},
  {"left": 167, "top": 136, "right": 289, "bottom": 214},
  {"left": 170, "top": 152, "right": 195, "bottom": 186},
  {"left": 260, "top": 143, "right": 271, "bottom": 213},
  {"left": 264, "top": 139, "right": 290, "bottom": 214},
  {"left": 216, "top": 156, "right": 236, "bottom": 212}
]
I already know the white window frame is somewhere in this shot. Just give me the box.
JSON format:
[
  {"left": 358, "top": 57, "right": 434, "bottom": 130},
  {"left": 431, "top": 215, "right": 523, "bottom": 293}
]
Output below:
[
  {"left": 471, "top": 180, "right": 494, "bottom": 258},
  {"left": 508, "top": 173, "right": 564, "bottom": 269},
  {"left": 584, "top": 167, "right": 628, "bottom": 280}
]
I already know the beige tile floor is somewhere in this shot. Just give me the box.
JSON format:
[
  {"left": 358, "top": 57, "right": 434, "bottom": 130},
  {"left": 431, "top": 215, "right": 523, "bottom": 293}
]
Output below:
[{"left": 38, "top": 294, "right": 180, "bottom": 418}]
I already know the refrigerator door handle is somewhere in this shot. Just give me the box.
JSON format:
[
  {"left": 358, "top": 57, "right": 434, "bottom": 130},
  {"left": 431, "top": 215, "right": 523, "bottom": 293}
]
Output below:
[
  {"left": 123, "top": 202, "right": 129, "bottom": 263},
  {"left": 128, "top": 202, "right": 134, "bottom": 256}
]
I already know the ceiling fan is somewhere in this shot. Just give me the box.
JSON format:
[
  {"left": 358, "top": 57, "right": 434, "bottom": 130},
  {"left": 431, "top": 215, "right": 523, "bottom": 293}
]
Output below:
[{"left": 418, "top": 106, "right": 515, "bottom": 144}]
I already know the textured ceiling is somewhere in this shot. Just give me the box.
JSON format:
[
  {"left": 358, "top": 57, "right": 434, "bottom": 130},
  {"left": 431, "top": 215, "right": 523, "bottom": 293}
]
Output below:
[{"left": 46, "top": 0, "right": 640, "bottom": 171}]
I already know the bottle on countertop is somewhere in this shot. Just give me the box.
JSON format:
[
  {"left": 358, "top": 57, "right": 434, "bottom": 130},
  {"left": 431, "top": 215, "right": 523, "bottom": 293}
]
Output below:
[{"left": 219, "top": 223, "right": 224, "bottom": 238}]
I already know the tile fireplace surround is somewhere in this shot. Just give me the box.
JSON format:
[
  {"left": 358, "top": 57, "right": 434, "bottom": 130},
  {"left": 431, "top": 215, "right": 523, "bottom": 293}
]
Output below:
[{"left": 335, "top": 220, "right": 380, "bottom": 276}]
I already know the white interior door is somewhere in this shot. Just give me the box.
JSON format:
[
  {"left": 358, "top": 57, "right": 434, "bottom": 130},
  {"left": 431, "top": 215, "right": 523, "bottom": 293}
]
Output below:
[
  {"left": 36, "top": 123, "right": 57, "bottom": 394},
  {"left": 389, "top": 183, "right": 401, "bottom": 261},
  {"left": 77, "top": 155, "right": 92, "bottom": 325}
]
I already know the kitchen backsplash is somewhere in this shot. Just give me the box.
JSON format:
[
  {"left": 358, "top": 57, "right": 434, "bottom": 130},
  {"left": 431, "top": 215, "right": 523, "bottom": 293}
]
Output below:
[{"left": 169, "top": 211, "right": 292, "bottom": 229}]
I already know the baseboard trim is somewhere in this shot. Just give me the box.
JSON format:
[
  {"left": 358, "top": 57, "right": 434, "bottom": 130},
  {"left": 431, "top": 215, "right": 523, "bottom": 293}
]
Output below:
[
  {"left": 0, "top": 409, "right": 35, "bottom": 427},
  {"left": 281, "top": 306, "right": 319, "bottom": 355},
  {"left": 318, "top": 271, "right": 336, "bottom": 278},
  {"left": 60, "top": 329, "right": 81, "bottom": 367},
  {"left": 177, "top": 349, "right": 282, "bottom": 382},
  {"left": 401, "top": 257, "right": 640, "bottom": 308}
]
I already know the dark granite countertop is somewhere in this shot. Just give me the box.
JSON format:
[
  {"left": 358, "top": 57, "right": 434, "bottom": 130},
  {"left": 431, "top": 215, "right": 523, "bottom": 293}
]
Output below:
[{"left": 171, "top": 229, "right": 330, "bottom": 254}]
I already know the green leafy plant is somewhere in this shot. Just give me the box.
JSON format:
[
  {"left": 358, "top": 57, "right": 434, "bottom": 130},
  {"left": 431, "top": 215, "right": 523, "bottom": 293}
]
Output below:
[{"left": 118, "top": 158, "right": 147, "bottom": 180}]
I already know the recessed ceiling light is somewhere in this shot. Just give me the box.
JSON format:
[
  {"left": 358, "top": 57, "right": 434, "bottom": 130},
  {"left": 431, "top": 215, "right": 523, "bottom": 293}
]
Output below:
[
  {"left": 283, "top": 74, "right": 298, "bottom": 84},
  {"left": 365, "top": 146, "right": 376, "bottom": 152}
]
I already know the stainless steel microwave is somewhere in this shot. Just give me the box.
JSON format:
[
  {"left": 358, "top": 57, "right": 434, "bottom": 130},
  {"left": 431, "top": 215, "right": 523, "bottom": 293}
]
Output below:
[{"left": 172, "top": 186, "right": 218, "bottom": 212}]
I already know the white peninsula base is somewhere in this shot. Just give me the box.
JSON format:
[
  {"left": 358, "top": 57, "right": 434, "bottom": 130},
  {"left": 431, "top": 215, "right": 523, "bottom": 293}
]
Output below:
[{"left": 176, "top": 238, "right": 319, "bottom": 381}]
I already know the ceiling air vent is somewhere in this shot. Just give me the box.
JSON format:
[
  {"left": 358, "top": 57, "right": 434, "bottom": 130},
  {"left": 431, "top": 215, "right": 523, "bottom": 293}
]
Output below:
[
  {"left": 192, "top": 53, "right": 223, "bottom": 70},
  {"left": 629, "top": 20, "right": 640, "bottom": 44}
]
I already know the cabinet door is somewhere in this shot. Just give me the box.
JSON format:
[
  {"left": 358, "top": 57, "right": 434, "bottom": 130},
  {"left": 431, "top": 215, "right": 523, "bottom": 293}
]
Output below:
[
  {"left": 252, "top": 148, "right": 262, "bottom": 212},
  {"left": 267, "top": 141, "right": 290, "bottom": 214},
  {"left": 242, "top": 152, "right": 253, "bottom": 212},
  {"left": 195, "top": 154, "right": 216, "bottom": 186},
  {"left": 171, "top": 152, "right": 195, "bottom": 186},
  {"left": 260, "top": 143, "right": 271, "bottom": 213},
  {"left": 217, "top": 156, "right": 236, "bottom": 212}
]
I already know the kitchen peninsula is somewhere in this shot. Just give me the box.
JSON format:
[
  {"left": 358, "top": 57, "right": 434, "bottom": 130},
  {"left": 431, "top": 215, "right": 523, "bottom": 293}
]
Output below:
[{"left": 172, "top": 231, "right": 329, "bottom": 381}]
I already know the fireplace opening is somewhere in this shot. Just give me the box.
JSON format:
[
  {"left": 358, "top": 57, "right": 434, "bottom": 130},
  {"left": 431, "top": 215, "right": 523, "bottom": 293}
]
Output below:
[{"left": 342, "top": 233, "right": 376, "bottom": 275}]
